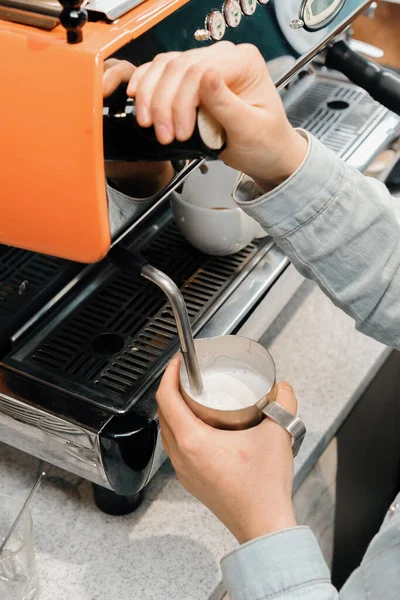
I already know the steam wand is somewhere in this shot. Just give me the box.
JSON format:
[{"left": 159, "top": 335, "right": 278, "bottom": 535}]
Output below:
[{"left": 110, "top": 246, "right": 204, "bottom": 395}]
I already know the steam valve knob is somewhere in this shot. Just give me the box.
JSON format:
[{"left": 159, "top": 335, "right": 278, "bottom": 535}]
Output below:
[{"left": 58, "top": 0, "right": 88, "bottom": 44}]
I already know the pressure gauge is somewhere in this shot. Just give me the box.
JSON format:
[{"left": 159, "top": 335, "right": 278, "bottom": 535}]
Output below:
[
  {"left": 240, "top": 0, "right": 257, "bottom": 16},
  {"left": 274, "top": 0, "right": 327, "bottom": 54},
  {"left": 206, "top": 10, "right": 226, "bottom": 40},
  {"left": 299, "top": 0, "right": 346, "bottom": 31},
  {"left": 224, "top": 0, "right": 242, "bottom": 27}
]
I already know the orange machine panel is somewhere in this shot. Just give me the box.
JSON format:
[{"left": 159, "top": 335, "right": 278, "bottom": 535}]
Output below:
[{"left": 0, "top": 0, "right": 189, "bottom": 263}]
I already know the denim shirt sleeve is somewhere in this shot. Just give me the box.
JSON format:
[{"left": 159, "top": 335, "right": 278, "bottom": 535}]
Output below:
[
  {"left": 221, "top": 527, "right": 338, "bottom": 600},
  {"left": 233, "top": 130, "right": 400, "bottom": 349},
  {"left": 221, "top": 493, "right": 400, "bottom": 600}
]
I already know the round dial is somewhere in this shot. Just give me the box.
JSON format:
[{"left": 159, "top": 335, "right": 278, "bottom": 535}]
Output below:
[
  {"left": 240, "top": 0, "right": 257, "bottom": 16},
  {"left": 274, "top": 0, "right": 326, "bottom": 54},
  {"left": 258, "top": 0, "right": 270, "bottom": 4},
  {"left": 300, "top": 0, "right": 345, "bottom": 31},
  {"left": 206, "top": 10, "right": 226, "bottom": 40},
  {"left": 224, "top": 0, "right": 242, "bottom": 27}
]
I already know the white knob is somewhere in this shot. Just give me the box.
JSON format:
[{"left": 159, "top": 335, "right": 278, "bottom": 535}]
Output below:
[
  {"left": 194, "top": 29, "right": 211, "bottom": 42},
  {"left": 289, "top": 18, "right": 304, "bottom": 29}
]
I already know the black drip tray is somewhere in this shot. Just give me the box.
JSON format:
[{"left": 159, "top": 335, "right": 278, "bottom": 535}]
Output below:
[
  {"left": 0, "top": 246, "right": 81, "bottom": 354},
  {"left": 4, "top": 211, "right": 268, "bottom": 414}
]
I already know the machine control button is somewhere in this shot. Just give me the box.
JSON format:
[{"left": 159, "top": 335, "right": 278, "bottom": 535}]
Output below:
[
  {"left": 224, "top": 0, "right": 242, "bottom": 27},
  {"left": 206, "top": 10, "right": 226, "bottom": 40},
  {"left": 290, "top": 18, "right": 305, "bottom": 29},
  {"left": 194, "top": 29, "right": 211, "bottom": 41},
  {"left": 240, "top": 0, "right": 257, "bottom": 16}
]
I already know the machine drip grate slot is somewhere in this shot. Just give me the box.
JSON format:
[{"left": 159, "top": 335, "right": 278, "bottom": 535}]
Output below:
[{"left": 4, "top": 217, "right": 266, "bottom": 414}]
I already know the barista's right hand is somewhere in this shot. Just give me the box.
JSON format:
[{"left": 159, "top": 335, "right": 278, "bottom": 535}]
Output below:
[
  {"left": 103, "top": 58, "right": 136, "bottom": 98},
  {"left": 126, "top": 43, "right": 308, "bottom": 192},
  {"left": 102, "top": 59, "right": 175, "bottom": 197}
]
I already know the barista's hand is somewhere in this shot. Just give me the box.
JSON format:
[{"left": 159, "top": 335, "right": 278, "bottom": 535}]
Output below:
[
  {"left": 127, "top": 43, "right": 308, "bottom": 191},
  {"left": 103, "top": 58, "right": 137, "bottom": 98},
  {"left": 103, "top": 59, "right": 174, "bottom": 197},
  {"left": 156, "top": 355, "right": 297, "bottom": 544}
]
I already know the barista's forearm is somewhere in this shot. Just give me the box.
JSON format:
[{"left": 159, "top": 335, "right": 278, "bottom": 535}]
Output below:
[
  {"left": 106, "top": 161, "right": 175, "bottom": 197},
  {"left": 236, "top": 131, "right": 400, "bottom": 348}
]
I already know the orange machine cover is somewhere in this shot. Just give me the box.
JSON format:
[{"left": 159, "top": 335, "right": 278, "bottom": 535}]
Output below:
[{"left": 0, "top": 0, "right": 189, "bottom": 263}]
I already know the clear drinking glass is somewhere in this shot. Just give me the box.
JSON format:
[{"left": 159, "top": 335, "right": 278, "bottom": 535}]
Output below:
[{"left": 0, "top": 495, "right": 37, "bottom": 600}]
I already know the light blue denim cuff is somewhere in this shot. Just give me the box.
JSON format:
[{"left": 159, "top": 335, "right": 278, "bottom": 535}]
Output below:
[
  {"left": 221, "top": 526, "right": 331, "bottom": 600},
  {"left": 233, "top": 129, "right": 346, "bottom": 239}
]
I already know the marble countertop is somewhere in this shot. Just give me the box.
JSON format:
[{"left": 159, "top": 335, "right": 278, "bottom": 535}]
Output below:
[{"left": 0, "top": 281, "right": 390, "bottom": 600}]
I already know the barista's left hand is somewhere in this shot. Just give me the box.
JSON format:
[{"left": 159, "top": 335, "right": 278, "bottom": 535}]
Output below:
[
  {"left": 103, "top": 59, "right": 174, "bottom": 197},
  {"left": 156, "top": 355, "right": 297, "bottom": 545}
]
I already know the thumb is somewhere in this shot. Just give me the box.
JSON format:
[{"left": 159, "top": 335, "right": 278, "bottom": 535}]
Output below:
[
  {"left": 156, "top": 354, "right": 204, "bottom": 436},
  {"left": 199, "top": 69, "right": 247, "bottom": 136},
  {"left": 256, "top": 381, "right": 298, "bottom": 443},
  {"left": 275, "top": 381, "right": 298, "bottom": 415}
]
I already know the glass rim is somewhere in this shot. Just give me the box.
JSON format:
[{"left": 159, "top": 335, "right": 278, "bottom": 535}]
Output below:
[{"left": 0, "top": 494, "right": 33, "bottom": 562}]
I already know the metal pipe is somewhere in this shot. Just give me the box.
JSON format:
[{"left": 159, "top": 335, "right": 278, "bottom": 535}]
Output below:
[{"left": 141, "top": 264, "right": 204, "bottom": 395}]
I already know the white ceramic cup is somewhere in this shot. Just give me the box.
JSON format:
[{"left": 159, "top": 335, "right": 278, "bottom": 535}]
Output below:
[{"left": 170, "top": 161, "right": 267, "bottom": 256}]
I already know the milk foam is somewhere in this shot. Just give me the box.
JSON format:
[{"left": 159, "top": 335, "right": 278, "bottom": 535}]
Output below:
[{"left": 182, "top": 357, "right": 271, "bottom": 411}]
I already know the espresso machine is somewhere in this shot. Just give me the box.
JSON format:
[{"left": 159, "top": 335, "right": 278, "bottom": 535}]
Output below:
[{"left": 0, "top": 0, "right": 399, "bottom": 514}]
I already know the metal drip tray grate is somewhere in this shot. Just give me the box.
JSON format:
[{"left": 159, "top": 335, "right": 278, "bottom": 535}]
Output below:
[
  {"left": 0, "top": 246, "right": 81, "bottom": 353},
  {"left": 4, "top": 211, "right": 268, "bottom": 414},
  {"left": 286, "top": 76, "right": 386, "bottom": 157}
]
